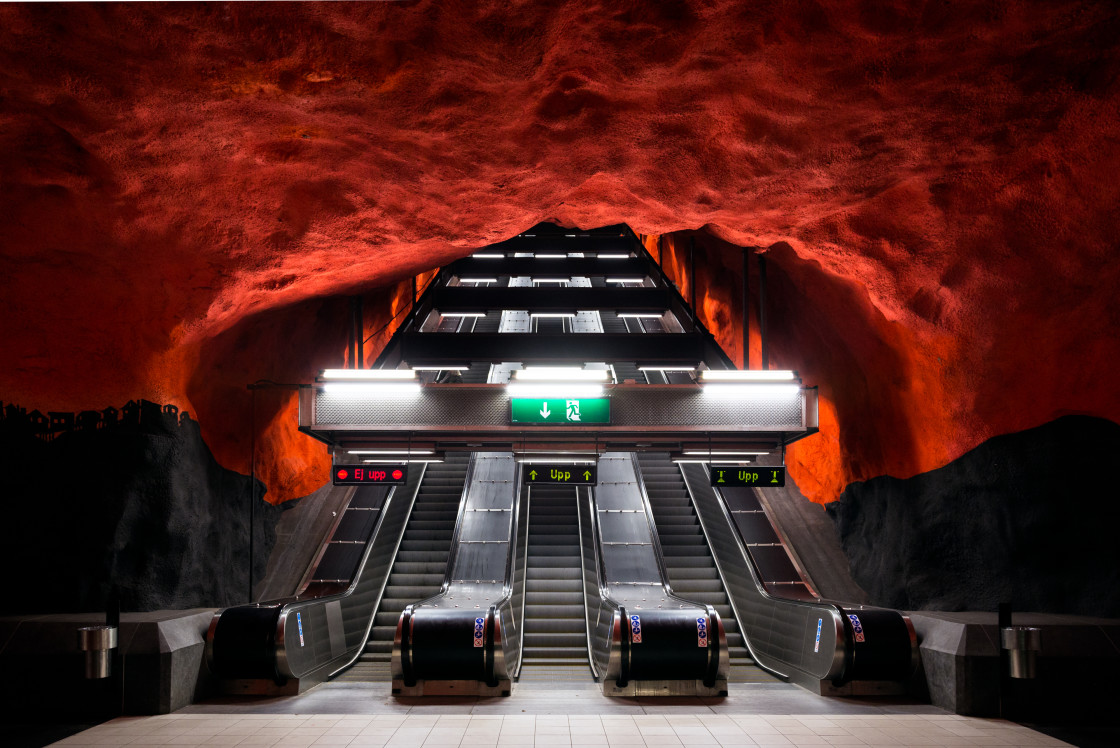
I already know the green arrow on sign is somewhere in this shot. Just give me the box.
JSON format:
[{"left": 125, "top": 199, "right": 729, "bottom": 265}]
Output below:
[
  {"left": 583, "top": 470, "right": 592, "bottom": 481},
  {"left": 529, "top": 469, "right": 538, "bottom": 480}
]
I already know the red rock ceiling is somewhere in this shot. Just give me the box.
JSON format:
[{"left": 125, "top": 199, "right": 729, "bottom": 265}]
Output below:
[{"left": 3, "top": 2, "right": 1119, "bottom": 504}]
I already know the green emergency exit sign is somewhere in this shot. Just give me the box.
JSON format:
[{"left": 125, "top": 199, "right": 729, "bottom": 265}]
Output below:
[{"left": 510, "top": 397, "right": 610, "bottom": 424}]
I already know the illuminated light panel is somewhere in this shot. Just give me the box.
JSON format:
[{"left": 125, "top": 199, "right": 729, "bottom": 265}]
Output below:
[
  {"left": 472, "top": 253, "right": 504, "bottom": 258},
  {"left": 441, "top": 311, "right": 486, "bottom": 318},
  {"left": 531, "top": 277, "right": 569, "bottom": 283},
  {"left": 597, "top": 254, "right": 630, "bottom": 259},
  {"left": 682, "top": 450, "right": 769, "bottom": 456},
  {"left": 514, "top": 368, "right": 609, "bottom": 381},
  {"left": 700, "top": 369, "right": 797, "bottom": 381},
  {"left": 459, "top": 277, "right": 498, "bottom": 283},
  {"left": 411, "top": 365, "right": 470, "bottom": 371},
  {"left": 506, "top": 383, "right": 604, "bottom": 399},
  {"left": 362, "top": 458, "right": 444, "bottom": 464},
  {"left": 349, "top": 449, "right": 435, "bottom": 455},
  {"left": 530, "top": 312, "right": 576, "bottom": 318},
  {"left": 638, "top": 365, "right": 698, "bottom": 372},
  {"left": 617, "top": 313, "right": 664, "bottom": 319},
  {"left": 321, "top": 382, "right": 422, "bottom": 396},
  {"left": 670, "top": 457, "right": 756, "bottom": 464},
  {"left": 515, "top": 455, "right": 598, "bottom": 464},
  {"left": 535, "top": 254, "right": 566, "bottom": 259},
  {"left": 321, "top": 369, "right": 416, "bottom": 381},
  {"left": 701, "top": 383, "right": 802, "bottom": 398},
  {"left": 606, "top": 277, "right": 645, "bottom": 283}
]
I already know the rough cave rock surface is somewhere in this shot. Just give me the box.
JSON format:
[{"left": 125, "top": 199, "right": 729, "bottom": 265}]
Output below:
[
  {"left": 827, "top": 415, "right": 1120, "bottom": 617},
  {"left": 3, "top": 2, "right": 1120, "bottom": 503},
  {"left": 0, "top": 409, "right": 280, "bottom": 614}
]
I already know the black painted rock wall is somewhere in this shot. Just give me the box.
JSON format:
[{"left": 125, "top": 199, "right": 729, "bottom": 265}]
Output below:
[
  {"left": 828, "top": 415, "right": 1120, "bottom": 616},
  {"left": 0, "top": 403, "right": 281, "bottom": 614}
]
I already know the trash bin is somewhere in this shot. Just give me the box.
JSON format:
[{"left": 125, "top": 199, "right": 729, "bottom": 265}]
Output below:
[
  {"left": 78, "top": 625, "right": 118, "bottom": 679},
  {"left": 1001, "top": 626, "right": 1041, "bottom": 679}
]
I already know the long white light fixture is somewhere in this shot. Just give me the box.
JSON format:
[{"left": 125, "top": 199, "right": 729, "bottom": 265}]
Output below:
[
  {"left": 700, "top": 369, "right": 797, "bottom": 381},
  {"left": 597, "top": 254, "right": 629, "bottom": 259},
  {"left": 670, "top": 456, "right": 756, "bottom": 464},
  {"left": 472, "top": 253, "right": 504, "bottom": 259},
  {"left": 531, "top": 277, "right": 568, "bottom": 283},
  {"left": 321, "top": 369, "right": 416, "bottom": 380},
  {"left": 702, "top": 383, "right": 801, "bottom": 398},
  {"left": 459, "top": 277, "right": 498, "bottom": 283},
  {"left": 362, "top": 458, "right": 444, "bottom": 464},
  {"left": 349, "top": 449, "right": 435, "bottom": 455},
  {"left": 514, "top": 368, "right": 609, "bottom": 381},
  {"left": 535, "top": 254, "right": 566, "bottom": 259},
  {"left": 319, "top": 368, "right": 420, "bottom": 395},
  {"left": 506, "top": 383, "right": 604, "bottom": 399},
  {"left": 607, "top": 277, "right": 644, "bottom": 284},
  {"left": 516, "top": 454, "right": 598, "bottom": 464},
  {"left": 411, "top": 365, "right": 470, "bottom": 372},
  {"left": 638, "top": 365, "right": 698, "bottom": 372},
  {"left": 440, "top": 311, "right": 486, "bottom": 318},
  {"left": 529, "top": 312, "right": 576, "bottom": 318},
  {"left": 682, "top": 450, "right": 768, "bottom": 456},
  {"left": 617, "top": 312, "right": 664, "bottom": 319}
]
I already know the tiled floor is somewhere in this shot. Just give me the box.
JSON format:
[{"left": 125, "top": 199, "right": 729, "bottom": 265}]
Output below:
[{"left": 50, "top": 681, "right": 1071, "bottom": 747}]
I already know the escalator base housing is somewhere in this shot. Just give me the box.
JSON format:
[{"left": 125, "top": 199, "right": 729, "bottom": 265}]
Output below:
[
  {"left": 392, "top": 679, "right": 511, "bottom": 697},
  {"left": 602, "top": 679, "right": 728, "bottom": 698}
]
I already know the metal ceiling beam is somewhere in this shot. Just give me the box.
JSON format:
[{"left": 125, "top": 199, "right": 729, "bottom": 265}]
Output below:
[{"left": 431, "top": 286, "right": 672, "bottom": 312}]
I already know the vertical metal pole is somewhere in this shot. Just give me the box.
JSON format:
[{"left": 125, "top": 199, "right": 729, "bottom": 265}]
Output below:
[
  {"left": 248, "top": 388, "right": 255, "bottom": 602},
  {"left": 355, "top": 296, "right": 364, "bottom": 368},
  {"left": 758, "top": 254, "right": 768, "bottom": 370},
  {"left": 348, "top": 297, "right": 358, "bottom": 368},
  {"left": 742, "top": 250, "right": 750, "bottom": 370},
  {"left": 689, "top": 236, "right": 697, "bottom": 329}
]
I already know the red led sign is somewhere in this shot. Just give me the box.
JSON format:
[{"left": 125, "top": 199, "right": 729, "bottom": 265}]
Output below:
[{"left": 333, "top": 465, "right": 408, "bottom": 486}]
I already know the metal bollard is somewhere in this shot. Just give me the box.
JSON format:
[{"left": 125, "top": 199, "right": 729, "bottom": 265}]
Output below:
[
  {"left": 78, "top": 625, "right": 118, "bottom": 679},
  {"left": 1000, "top": 626, "right": 1041, "bottom": 679}
]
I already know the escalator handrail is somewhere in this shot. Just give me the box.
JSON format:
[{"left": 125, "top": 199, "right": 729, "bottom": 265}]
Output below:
[
  {"left": 494, "top": 460, "right": 528, "bottom": 679},
  {"left": 579, "top": 484, "right": 629, "bottom": 680},
  {"left": 678, "top": 461, "right": 848, "bottom": 682},
  {"left": 272, "top": 463, "right": 428, "bottom": 679}
]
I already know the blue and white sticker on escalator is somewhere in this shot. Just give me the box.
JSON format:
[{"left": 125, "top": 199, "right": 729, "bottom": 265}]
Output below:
[
  {"left": 474, "top": 617, "right": 485, "bottom": 647},
  {"left": 848, "top": 614, "right": 866, "bottom": 643},
  {"left": 697, "top": 616, "right": 708, "bottom": 647},
  {"left": 630, "top": 614, "right": 642, "bottom": 644},
  {"left": 814, "top": 618, "right": 822, "bottom": 653},
  {"left": 297, "top": 611, "right": 305, "bottom": 647}
]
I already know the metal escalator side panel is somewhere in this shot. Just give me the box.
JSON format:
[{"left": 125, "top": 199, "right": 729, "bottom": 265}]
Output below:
[
  {"left": 274, "top": 464, "right": 428, "bottom": 681},
  {"left": 576, "top": 486, "right": 613, "bottom": 679},
  {"left": 677, "top": 461, "right": 849, "bottom": 684}
]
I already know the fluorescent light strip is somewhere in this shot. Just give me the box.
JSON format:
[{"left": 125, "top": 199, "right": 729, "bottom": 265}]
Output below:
[
  {"left": 516, "top": 456, "right": 597, "bottom": 464},
  {"left": 472, "top": 253, "right": 504, "bottom": 259},
  {"left": 700, "top": 369, "right": 797, "bottom": 381},
  {"left": 638, "top": 365, "right": 698, "bottom": 372},
  {"left": 440, "top": 312, "right": 486, "bottom": 318},
  {"left": 701, "top": 383, "right": 801, "bottom": 398},
  {"left": 682, "top": 450, "right": 769, "bottom": 456},
  {"left": 514, "top": 368, "right": 609, "bottom": 381},
  {"left": 617, "top": 313, "right": 664, "bottom": 319},
  {"left": 411, "top": 366, "right": 470, "bottom": 371},
  {"left": 459, "top": 278, "right": 498, "bottom": 283},
  {"left": 349, "top": 450, "right": 435, "bottom": 455},
  {"left": 607, "top": 278, "right": 644, "bottom": 283},
  {"left": 530, "top": 312, "right": 576, "bottom": 318},
  {"left": 532, "top": 278, "right": 568, "bottom": 283},
  {"left": 671, "top": 457, "right": 756, "bottom": 464},
  {"left": 506, "top": 383, "right": 604, "bottom": 399},
  {"left": 321, "top": 368, "right": 416, "bottom": 381},
  {"left": 362, "top": 459, "right": 444, "bottom": 464},
  {"left": 321, "top": 382, "right": 422, "bottom": 396},
  {"left": 535, "top": 254, "right": 566, "bottom": 259},
  {"left": 597, "top": 254, "right": 630, "bottom": 259}
]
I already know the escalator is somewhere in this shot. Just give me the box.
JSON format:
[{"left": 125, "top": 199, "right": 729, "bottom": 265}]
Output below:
[
  {"left": 338, "top": 452, "right": 469, "bottom": 681},
  {"left": 636, "top": 453, "right": 779, "bottom": 685},
  {"left": 518, "top": 485, "right": 590, "bottom": 685}
]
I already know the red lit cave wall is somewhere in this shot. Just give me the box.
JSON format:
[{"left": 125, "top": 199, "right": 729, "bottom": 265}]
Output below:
[{"left": 2, "top": 2, "right": 1119, "bottom": 504}]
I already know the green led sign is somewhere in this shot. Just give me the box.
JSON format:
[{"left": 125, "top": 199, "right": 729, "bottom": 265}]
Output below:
[
  {"left": 525, "top": 464, "right": 598, "bottom": 485},
  {"left": 710, "top": 466, "right": 786, "bottom": 487},
  {"left": 510, "top": 398, "right": 610, "bottom": 425}
]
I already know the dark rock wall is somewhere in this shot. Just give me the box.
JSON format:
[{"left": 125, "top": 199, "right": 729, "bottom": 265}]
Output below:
[
  {"left": 828, "top": 415, "right": 1120, "bottom": 616},
  {"left": 0, "top": 407, "right": 280, "bottom": 614}
]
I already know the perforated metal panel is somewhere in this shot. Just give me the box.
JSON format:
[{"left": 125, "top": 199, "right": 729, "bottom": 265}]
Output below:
[{"left": 312, "top": 386, "right": 808, "bottom": 431}]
